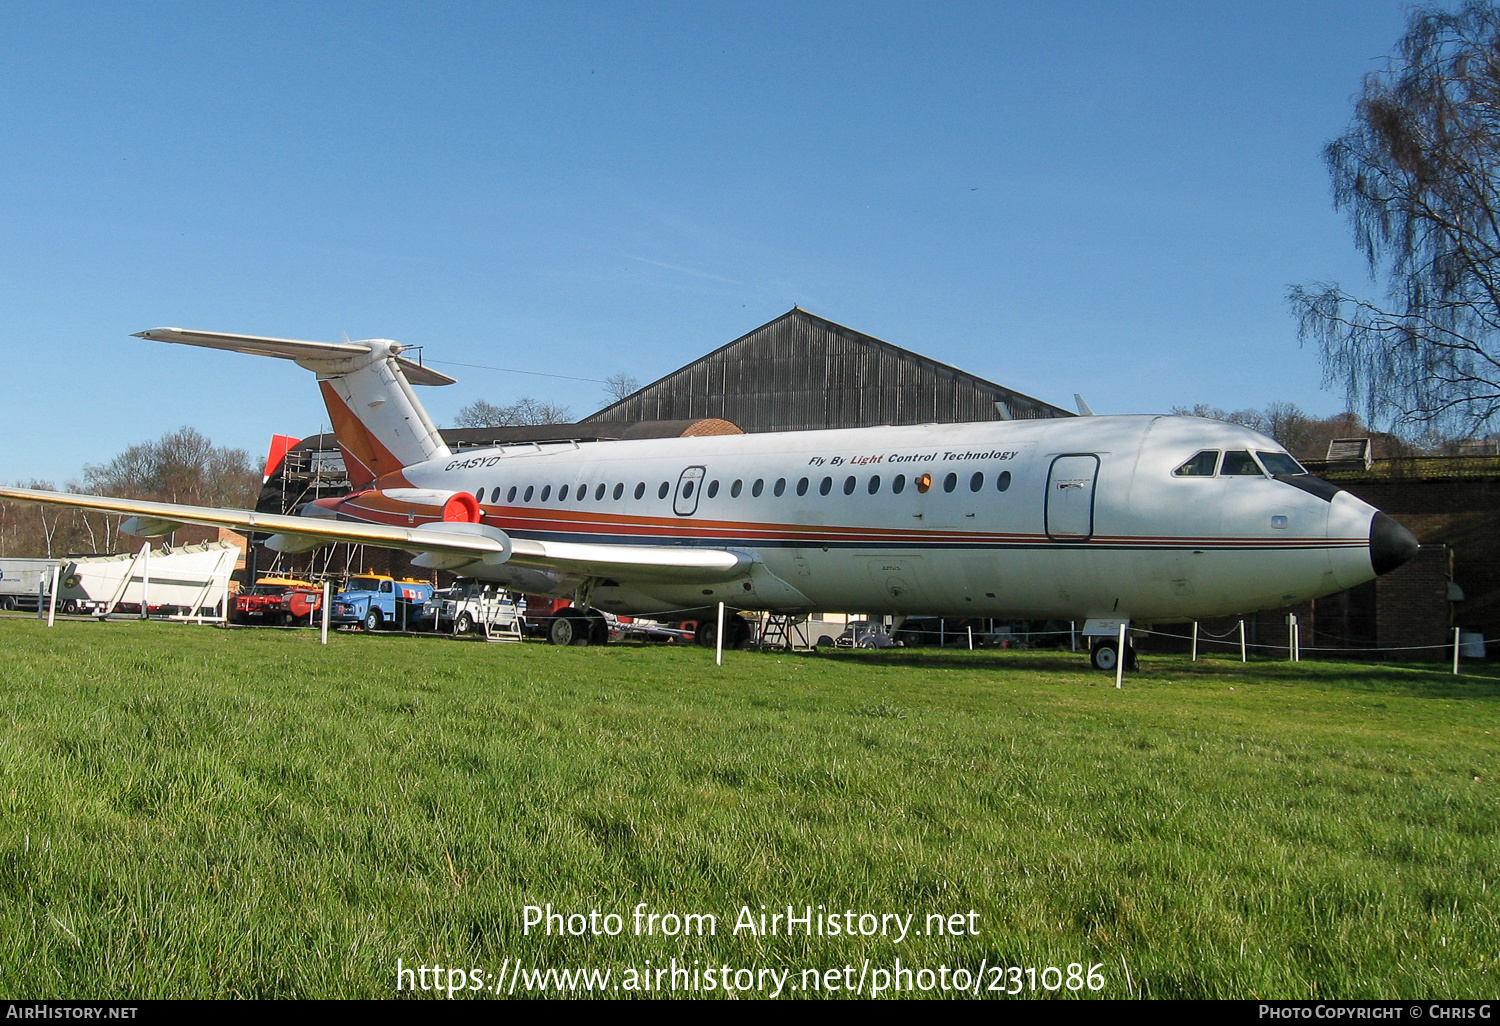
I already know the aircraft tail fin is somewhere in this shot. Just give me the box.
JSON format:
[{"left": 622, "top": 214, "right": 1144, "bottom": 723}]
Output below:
[{"left": 135, "top": 328, "right": 455, "bottom": 489}]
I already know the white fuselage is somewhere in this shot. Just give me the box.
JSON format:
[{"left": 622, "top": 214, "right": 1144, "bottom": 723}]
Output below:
[{"left": 336, "top": 414, "right": 1381, "bottom": 624}]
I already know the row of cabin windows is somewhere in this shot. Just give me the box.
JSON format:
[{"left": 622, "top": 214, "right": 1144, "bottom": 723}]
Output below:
[{"left": 470, "top": 470, "right": 1014, "bottom": 506}]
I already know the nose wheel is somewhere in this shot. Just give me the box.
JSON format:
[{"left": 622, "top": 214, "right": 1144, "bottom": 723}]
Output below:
[{"left": 1090, "top": 640, "right": 1137, "bottom": 672}]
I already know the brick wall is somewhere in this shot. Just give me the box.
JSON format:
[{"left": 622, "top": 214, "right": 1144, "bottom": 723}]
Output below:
[
  {"left": 1373, "top": 545, "right": 1453, "bottom": 656},
  {"left": 1330, "top": 473, "right": 1497, "bottom": 654}
]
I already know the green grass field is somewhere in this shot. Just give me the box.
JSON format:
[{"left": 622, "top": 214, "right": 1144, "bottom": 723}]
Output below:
[{"left": 0, "top": 615, "right": 1495, "bottom": 999}]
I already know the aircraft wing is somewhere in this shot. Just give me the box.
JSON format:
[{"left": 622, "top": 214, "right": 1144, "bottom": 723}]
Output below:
[{"left": 0, "top": 486, "right": 747, "bottom": 583}]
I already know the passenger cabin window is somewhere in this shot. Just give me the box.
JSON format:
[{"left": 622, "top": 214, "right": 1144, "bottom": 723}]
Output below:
[
  {"left": 1258, "top": 451, "right": 1307, "bottom": 476},
  {"left": 819, "top": 477, "right": 832, "bottom": 496},
  {"left": 540, "top": 485, "right": 551, "bottom": 502},
  {"left": 774, "top": 478, "right": 786, "bottom": 497},
  {"left": 707, "top": 480, "right": 719, "bottom": 498},
  {"left": 1173, "top": 451, "right": 1219, "bottom": 477},
  {"left": 634, "top": 482, "right": 645, "bottom": 499},
  {"left": 731, "top": 480, "right": 743, "bottom": 498},
  {"left": 595, "top": 484, "right": 606, "bottom": 500},
  {"left": 943, "top": 472, "right": 958, "bottom": 493},
  {"left": 1221, "top": 450, "right": 1262, "bottom": 476},
  {"left": 892, "top": 474, "right": 906, "bottom": 494},
  {"left": 867, "top": 475, "right": 880, "bottom": 494},
  {"left": 970, "top": 472, "right": 984, "bottom": 492},
  {"left": 613, "top": 483, "right": 624, "bottom": 500},
  {"left": 796, "top": 478, "right": 808, "bottom": 496},
  {"left": 507, "top": 486, "right": 518, "bottom": 502},
  {"left": 997, "top": 471, "right": 1011, "bottom": 492},
  {"left": 559, "top": 485, "right": 570, "bottom": 501},
  {"left": 658, "top": 482, "right": 670, "bottom": 499},
  {"left": 752, "top": 479, "right": 764, "bottom": 497},
  {"left": 523, "top": 485, "right": 534, "bottom": 502}
]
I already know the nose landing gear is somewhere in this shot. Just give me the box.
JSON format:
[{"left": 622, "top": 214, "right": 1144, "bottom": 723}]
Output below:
[{"left": 1089, "top": 640, "right": 1138, "bottom": 672}]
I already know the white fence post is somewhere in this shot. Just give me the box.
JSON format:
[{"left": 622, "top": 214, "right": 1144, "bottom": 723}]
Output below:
[
  {"left": 46, "top": 566, "right": 59, "bottom": 627},
  {"left": 715, "top": 601, "right": 725, "bottom": 667},
  {"left": 1115, "top": 623, "right": 1127, "bottom": 690}
]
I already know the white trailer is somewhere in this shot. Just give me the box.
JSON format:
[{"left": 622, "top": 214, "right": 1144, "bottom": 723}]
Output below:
[
  {"left": 0, "top": 557, "right": 59, "bottom": 611},
  {"left": 56, "top": 542, "right": 238, "bottom": 619}
]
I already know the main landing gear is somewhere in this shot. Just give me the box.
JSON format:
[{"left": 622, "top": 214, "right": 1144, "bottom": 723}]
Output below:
[
  {"left": 546, "top": 607, "right": 611, "bottom": 646},
  {"left": 694, "top": 614, "right": 754, "bottom": 650}
]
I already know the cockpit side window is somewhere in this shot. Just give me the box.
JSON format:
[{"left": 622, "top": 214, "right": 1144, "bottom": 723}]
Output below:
[
  {"left": 1173, "top": 450, "right": 1220, "bottom": 477},
  {"left": 1220, "top": 450, "right": 1262, "bottom": 476},
  {"left": 1257, "top": 451, "right": 1307, "bottom": 476}
]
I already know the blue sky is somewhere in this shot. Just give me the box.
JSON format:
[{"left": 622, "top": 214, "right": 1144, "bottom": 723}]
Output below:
[{"left": 3, "top": 1, "right": 1418, "bottom": 483}]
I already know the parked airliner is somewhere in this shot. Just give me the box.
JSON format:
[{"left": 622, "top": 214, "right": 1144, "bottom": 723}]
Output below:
[{"left": 0, "top": 329, "right": 1419, "bottom": 668}]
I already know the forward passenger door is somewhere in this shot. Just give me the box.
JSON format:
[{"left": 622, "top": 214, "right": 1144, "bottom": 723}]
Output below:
[{"left": 1045, "top": 454, "right": 1100, "bottom": 541}]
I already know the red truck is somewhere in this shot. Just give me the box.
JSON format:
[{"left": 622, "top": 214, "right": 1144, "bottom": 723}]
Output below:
[{"left": 230, "top": 577, "right": 323, "bottom": 627}]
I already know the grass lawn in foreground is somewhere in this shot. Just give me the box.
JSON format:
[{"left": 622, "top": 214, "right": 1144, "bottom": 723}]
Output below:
[{"left": 0, "top": 615, "right": 1495, "bottom": 998}]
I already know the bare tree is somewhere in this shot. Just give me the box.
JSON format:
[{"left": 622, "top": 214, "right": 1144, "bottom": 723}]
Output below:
[
  {"left": 1171, "top": 402, "right": 1423, "bottom": 459},
  {"left": 451, "top": 399, "right": 510, "bottom": 428},
  {"left": 81, "top": 427, "right": 259, "bottom": 507},
  {"left": 602, "top": 373, "right": 640, "bottom": 405},
  {"left": 1261, "top": 402, "right": 1315, "bottom": 455},
  {"left": 1170, "top": 404, "right": 1268, "bottom": 432},
  {"left": 452, "top": 397, "right": 572, "bottom": 428},
  {"left": 23, "top": 479, "right": 61, "bottom": 558},
  {"left": 1290, "top": 1, "right": 1500, "bottom": 435},
  {"left": 1, "top": 430, "right": 258, "bottom": 557}
]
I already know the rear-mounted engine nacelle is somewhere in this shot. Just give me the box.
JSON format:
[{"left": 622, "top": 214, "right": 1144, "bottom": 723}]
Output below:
[{"left": 312, "top": 487, "right": 483, "bottom": 524}]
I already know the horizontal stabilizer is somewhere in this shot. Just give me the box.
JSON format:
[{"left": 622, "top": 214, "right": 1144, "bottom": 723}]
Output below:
[{"left": 133, "top": 327, "right": 456, "bottom": 386}]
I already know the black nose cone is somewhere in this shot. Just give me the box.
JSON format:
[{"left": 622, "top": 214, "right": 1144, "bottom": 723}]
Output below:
[{"left": 1370, "top": 512, "right": 1419, "bottom": 576}]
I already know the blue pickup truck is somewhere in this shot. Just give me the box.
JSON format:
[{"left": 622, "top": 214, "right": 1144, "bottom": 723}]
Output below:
[{"left": 332, "top": 574, "right": 436, "bottom": 632}]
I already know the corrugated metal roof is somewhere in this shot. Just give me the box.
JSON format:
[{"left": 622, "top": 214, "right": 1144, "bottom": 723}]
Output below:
[{"left": 582, "top": 307, "right": 1071, "bottom": 432}]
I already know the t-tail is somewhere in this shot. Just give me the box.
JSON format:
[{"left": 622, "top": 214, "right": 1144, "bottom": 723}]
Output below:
[{"left": 133, "top": 328, "right": 454, "bottom": 488}]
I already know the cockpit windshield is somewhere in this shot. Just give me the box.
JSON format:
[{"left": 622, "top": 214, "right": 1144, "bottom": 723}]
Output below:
[
  {"left": 1257, "top": 451, "right": 1307, "bottom": 476},
  {"left": 1173, "top": 451, "right": 1219, "bottom": 477},
  {"left": 1220, "top": 450, "right": 1262, "bottom": 476}
]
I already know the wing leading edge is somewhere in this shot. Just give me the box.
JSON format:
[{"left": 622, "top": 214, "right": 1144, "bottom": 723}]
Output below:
[{"left": 0, "top": 486, "right": 748, "bottom": 584}]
